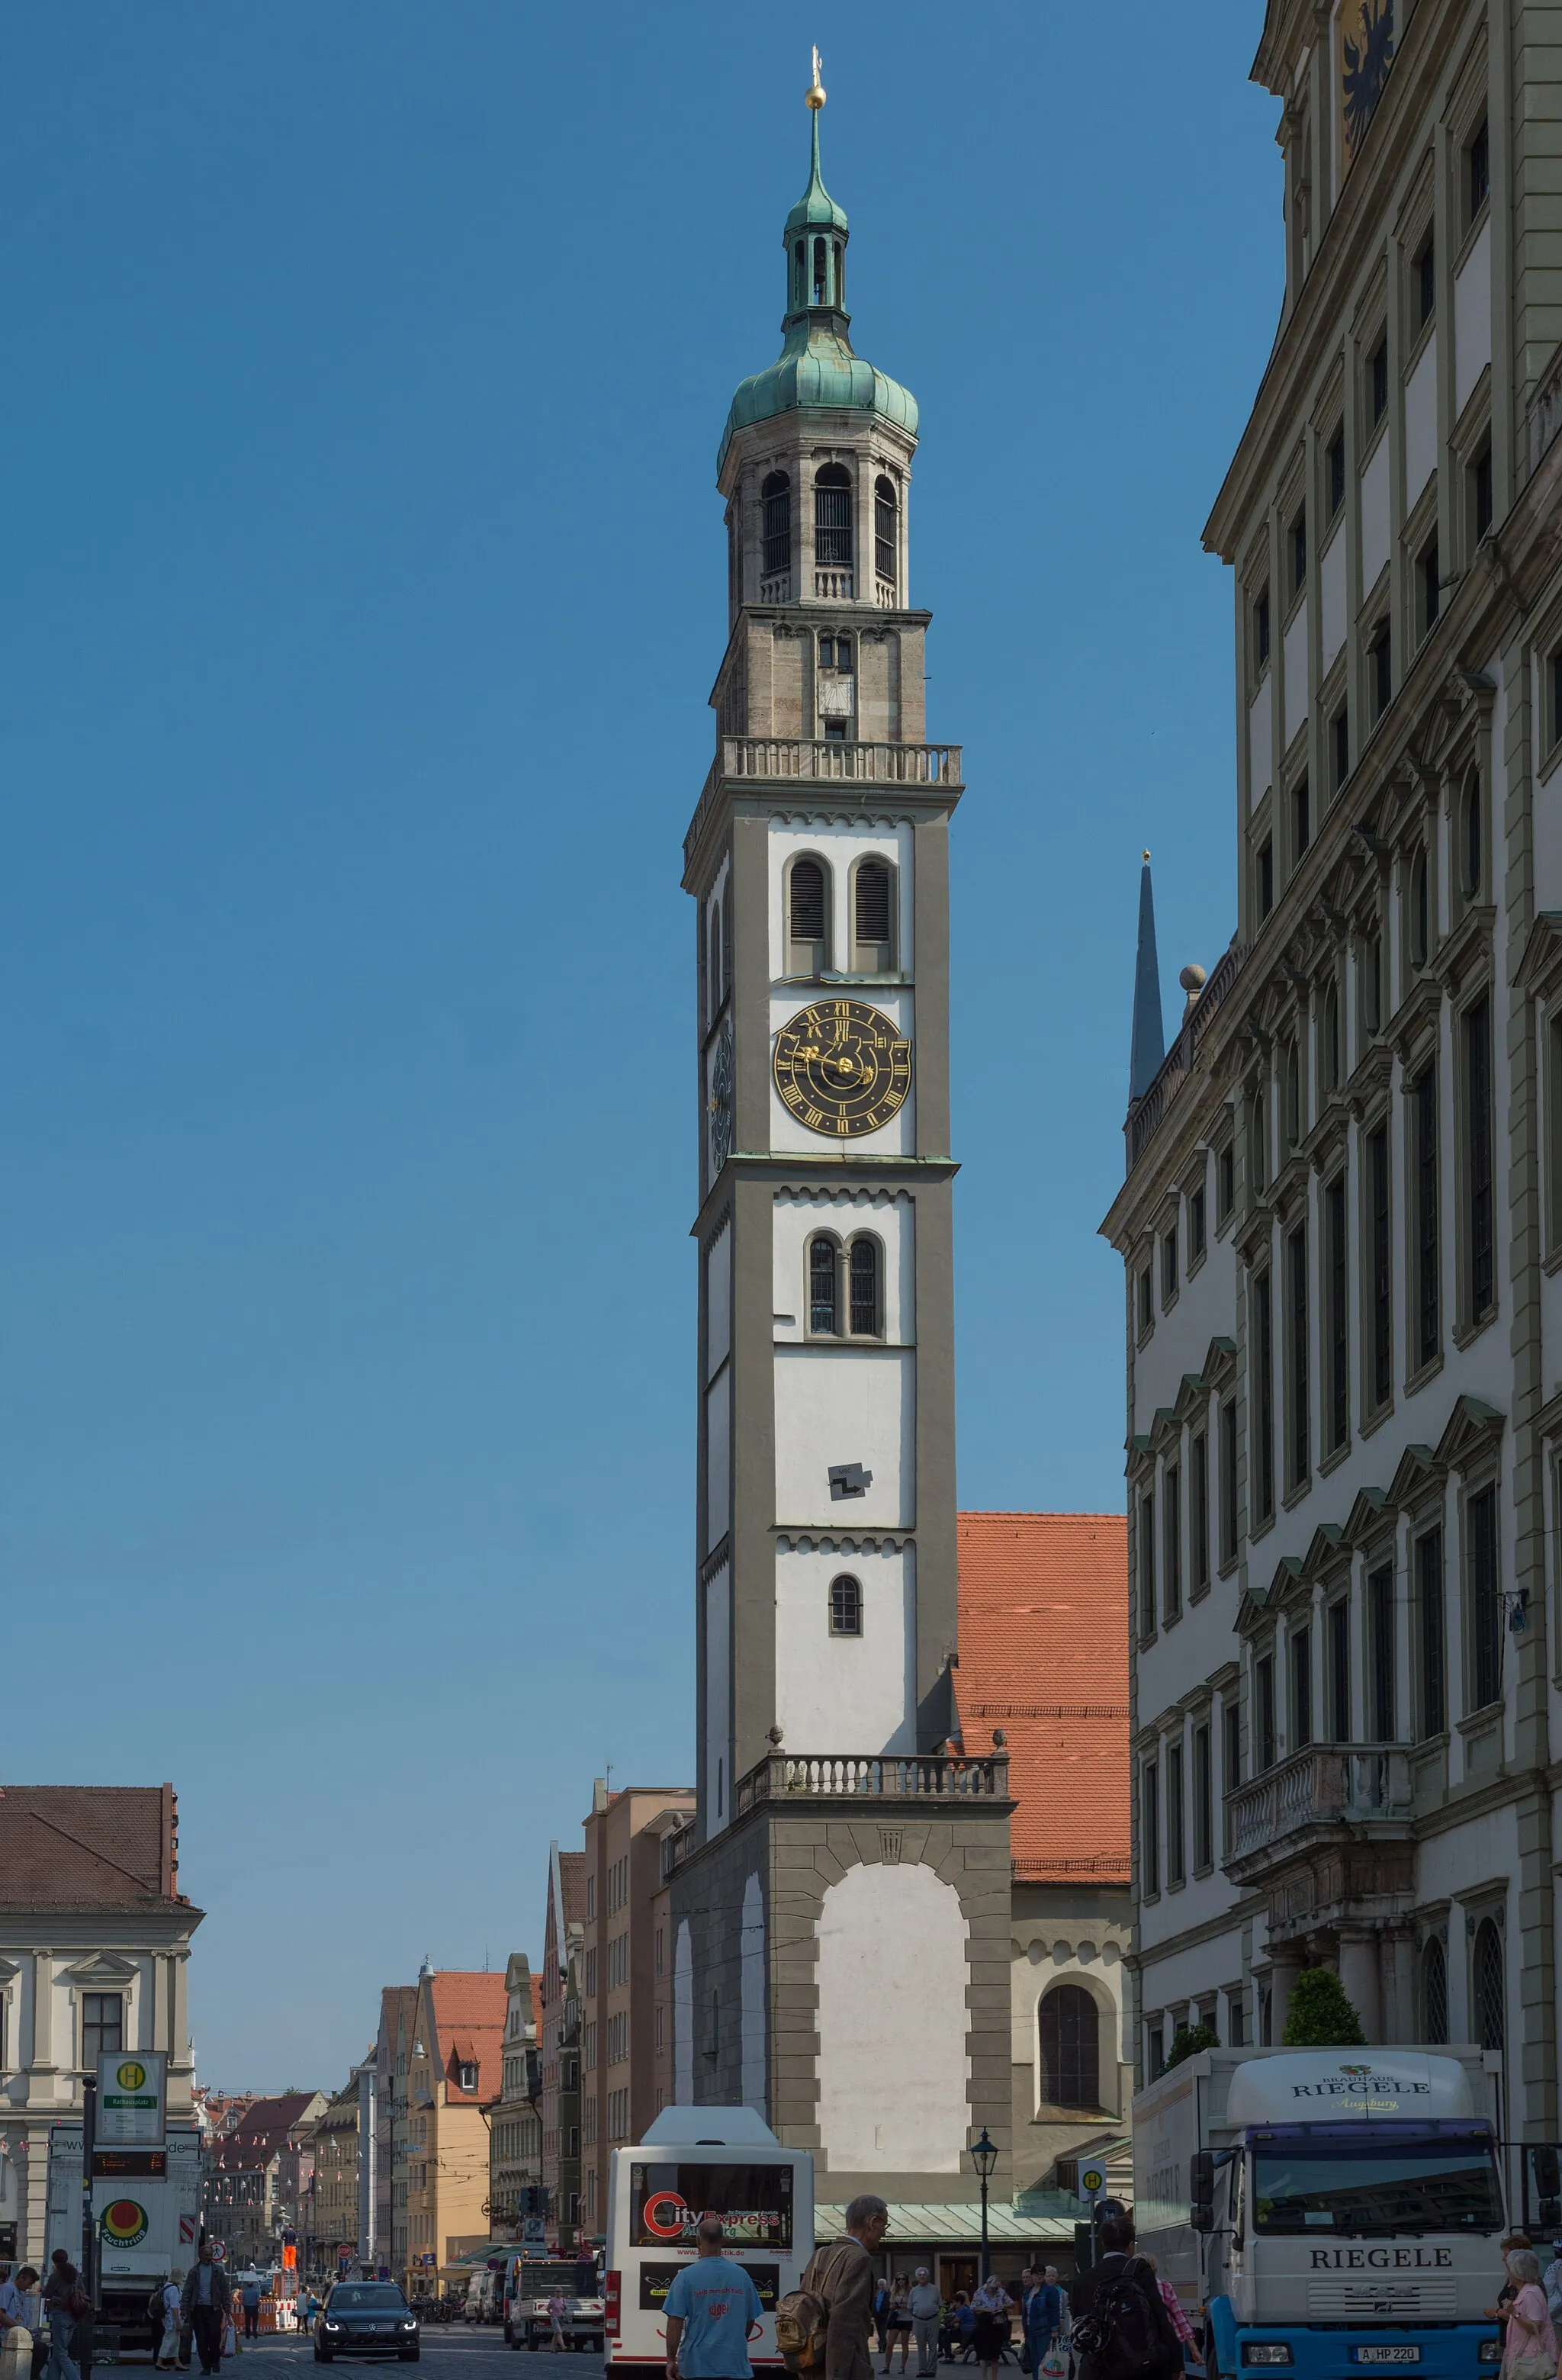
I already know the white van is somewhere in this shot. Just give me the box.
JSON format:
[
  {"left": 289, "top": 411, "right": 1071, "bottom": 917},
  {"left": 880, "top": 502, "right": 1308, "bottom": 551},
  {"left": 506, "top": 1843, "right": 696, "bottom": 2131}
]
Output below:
[{"left": 604, "top": 2109, "right": 814, "bottom": 2378}]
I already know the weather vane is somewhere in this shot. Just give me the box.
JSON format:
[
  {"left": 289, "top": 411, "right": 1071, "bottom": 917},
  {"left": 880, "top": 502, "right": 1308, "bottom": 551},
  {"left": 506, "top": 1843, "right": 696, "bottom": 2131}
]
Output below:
[{"left": 807, "top": 45, "right": 826, "bottom": 110}]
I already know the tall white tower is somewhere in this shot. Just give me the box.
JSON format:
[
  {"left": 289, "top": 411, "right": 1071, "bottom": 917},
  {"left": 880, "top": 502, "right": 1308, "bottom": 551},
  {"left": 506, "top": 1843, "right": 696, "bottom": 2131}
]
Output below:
[{"left": 667, "top": 67, "right": 1014, "bottom": 2210}]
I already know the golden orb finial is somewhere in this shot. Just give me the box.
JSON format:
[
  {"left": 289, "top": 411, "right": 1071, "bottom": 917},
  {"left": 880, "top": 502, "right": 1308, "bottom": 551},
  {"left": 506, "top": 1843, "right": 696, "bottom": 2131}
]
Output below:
[
  {"left": 1143, "top": 847, "right": 1151, "bottom": 863},
  {"left": 806, "top": 44, "right": 826, "bottom": 109}
]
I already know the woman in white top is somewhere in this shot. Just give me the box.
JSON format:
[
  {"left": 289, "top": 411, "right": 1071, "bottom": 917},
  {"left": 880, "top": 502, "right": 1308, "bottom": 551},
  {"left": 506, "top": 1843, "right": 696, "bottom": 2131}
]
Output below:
[{"left": 156, "top": 2272, "right": 185, "bottom": 2369}]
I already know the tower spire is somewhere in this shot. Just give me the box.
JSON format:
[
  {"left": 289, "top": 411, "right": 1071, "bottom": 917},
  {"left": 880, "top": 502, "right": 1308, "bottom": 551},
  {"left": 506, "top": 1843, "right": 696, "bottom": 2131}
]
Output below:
[{"left": 1130, "top": 850, "right": 1165, "bottom": 1102}]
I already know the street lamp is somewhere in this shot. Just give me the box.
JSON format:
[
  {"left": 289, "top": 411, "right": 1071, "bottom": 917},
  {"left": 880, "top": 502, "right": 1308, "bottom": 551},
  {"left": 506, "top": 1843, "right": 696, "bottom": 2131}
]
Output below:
[{"left": 970, "top": 2129, "right": 998, "bottom": 2284}]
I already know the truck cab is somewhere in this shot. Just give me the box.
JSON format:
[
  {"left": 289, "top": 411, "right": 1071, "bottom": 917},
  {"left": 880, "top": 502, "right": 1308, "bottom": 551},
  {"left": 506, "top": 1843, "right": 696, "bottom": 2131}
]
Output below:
[{"left": 1136, "top": 2049, "right": 1508, "bottom": 2380}]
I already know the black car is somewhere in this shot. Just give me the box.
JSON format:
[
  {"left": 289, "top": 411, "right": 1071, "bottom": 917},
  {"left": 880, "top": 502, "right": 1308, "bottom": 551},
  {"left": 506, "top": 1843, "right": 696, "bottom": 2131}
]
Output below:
[{"left": 314, "top": 2282, "right": 420, "bottom": 2362}]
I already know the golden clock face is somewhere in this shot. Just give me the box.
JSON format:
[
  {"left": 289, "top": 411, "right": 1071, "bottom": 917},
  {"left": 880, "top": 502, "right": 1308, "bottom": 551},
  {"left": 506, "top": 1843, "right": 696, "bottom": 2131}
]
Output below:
[{"left": 773, "top": 998, "right": 912, "bottom": 1138}]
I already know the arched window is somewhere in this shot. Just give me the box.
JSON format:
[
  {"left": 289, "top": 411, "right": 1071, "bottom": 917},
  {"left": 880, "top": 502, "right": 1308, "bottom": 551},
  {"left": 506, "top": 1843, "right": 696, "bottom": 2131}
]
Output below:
[
  {"left": 1037, "top": 1983, "right": 1101, "bottom": 2110},
  {"left": 815, "top": 465, "right": 853, "bottom": 567},
  {"left": 709, "top": 904, "right": 723, "bottom": 1020},
  {"left": 834, "top": 241, "right": 845, "bottom": 307},
  {"left": 1463, "top": 773, "right": 1483, "bottom": 896},
  {"left": 1410, "top": 847, "right": 1429, "bottom": 966},
  {"left": 792, "top": 240, "right": 805, "bottom": 309},
  {"left": 809, "top": 1236, "right": 839, "bottom": 1335},
  {"left": 874, "top": 475, "right": 898, "bottom": 588},
  {"left": 812, "top": 236, "right": 828, "bottom": 307},
  {"left": 829, "top": 1574, "right": 863, "bottom": 1636},
  {"left": 721, "top": 880, "right": 733, "bottom": 1002},
  {"left": 1422, "top": 1935, "right": 1448, "bottom": 2044},
  {"left": 1474, "top": 1917, "right": 1505, "bottom": 2054},
  {"left": 849, "top": 1237, "right": 882, "bottom": 1336},
  {"left": 1284, "top": 1040, "right": 1302, "bottom": 1148},
  {"left": 1323, "top": 980, "right": 1341, "bottom": 1092},
  {"left": 786, "top": 854, "right": 831, "bottom": 976},
  {"left": 851, "top": 857, "right": 896, "bottom": 971},
  {"left": 761, "top": 471, "right": 792, "bottom": 581}
]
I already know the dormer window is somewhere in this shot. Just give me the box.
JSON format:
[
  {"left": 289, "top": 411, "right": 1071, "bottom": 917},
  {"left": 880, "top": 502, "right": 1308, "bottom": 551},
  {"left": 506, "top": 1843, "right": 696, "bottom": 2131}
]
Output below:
[{"left": 458, "top": 2061, "right": 477, "bottom": 2092}]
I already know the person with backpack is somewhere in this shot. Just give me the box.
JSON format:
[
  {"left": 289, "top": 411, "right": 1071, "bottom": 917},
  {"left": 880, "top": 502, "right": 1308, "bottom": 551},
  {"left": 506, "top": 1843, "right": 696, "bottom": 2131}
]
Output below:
[
  {"left": 782, "top": 2195, "right": 888, "bottom": 2380},
  {"left": 154, "top": 2274, "right": 185, "bottom": 2368},
  {"left": 662, "top": 2218, "right": 765, "bottom": 2380},
  {"left": 1069, "top": 2218, "right": 1182, "bottom": 2380},
  {"left": 40, "top": 2252, "right": 88, "bottom": 2380}
]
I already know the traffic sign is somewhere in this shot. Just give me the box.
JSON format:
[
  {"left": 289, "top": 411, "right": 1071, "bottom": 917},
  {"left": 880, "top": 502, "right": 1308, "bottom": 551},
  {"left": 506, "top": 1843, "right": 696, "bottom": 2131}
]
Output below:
[
  {"left": 1081, "top": 2167, "right": 1104, "bottom": 2195},
  {"left": 99, "top": 2051, "right": 166, "bottom": 2147}
]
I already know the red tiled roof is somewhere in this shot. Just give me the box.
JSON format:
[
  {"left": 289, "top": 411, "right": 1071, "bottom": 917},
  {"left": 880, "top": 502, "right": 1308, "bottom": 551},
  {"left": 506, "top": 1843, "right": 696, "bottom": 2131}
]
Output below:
[
  {"left": 0, "top": 1786, "right": 198, "bottom": 1915},
  {"left": 956, "top": 1512, "right": 1130, "bottom": 1883},
  {"left": 556, "top": 1851, "right": 586, "bottom": 1922},
  {"left": 209, "top": 2091, "right": 320, "bottom": 2171},
  {"left": 427, "top": 1972, "right": 506, "bottom": 2101}
]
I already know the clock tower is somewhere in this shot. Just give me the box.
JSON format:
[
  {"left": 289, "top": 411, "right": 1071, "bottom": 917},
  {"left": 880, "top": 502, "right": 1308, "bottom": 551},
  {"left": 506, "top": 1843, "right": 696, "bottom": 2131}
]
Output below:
[{"left": 667, "top": 66, "right": 1014, "bottom": 2209}]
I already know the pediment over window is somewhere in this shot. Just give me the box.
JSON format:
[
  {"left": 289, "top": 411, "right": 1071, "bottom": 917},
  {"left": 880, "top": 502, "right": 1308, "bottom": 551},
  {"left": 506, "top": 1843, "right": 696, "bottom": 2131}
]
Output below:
[
  {"left": 1387, "top": 1442, "right": 1443, "bottom": 1506},
  {"left": 0, "top": 1957, "right": 20, "bottom": 1984},
  {"left": 1300, "top": 1522, "right": 1345, "bottom": 1579},
  {"left": 59, "top": 1953, "right": 139, "bottom": 1986},
  {"left": 1340, "top": 1483, "right": 1390, "bottom": 1547},
  {"left": 1434, "top": 1394, "right": 1505, "bottom": 1471},
  {"left": 1149, "top": 1405, "right": 1183, "bottom": 1456},
  {"left": 1201, "top": 1336, "right": 1239, "bottom": 1394},
  {"left": 1172, "top": 1372, "right": 1212, "bottom": 1425},
  {"left": 1515, "top": 912, "right": 1562, "bottom": 1002},
  {"left": 1236, "top": 1579, "right": 1277, "bottom": 1637},
  {"left": 1267, "top": 1555, "right": 1307, "bottom": 1610}
]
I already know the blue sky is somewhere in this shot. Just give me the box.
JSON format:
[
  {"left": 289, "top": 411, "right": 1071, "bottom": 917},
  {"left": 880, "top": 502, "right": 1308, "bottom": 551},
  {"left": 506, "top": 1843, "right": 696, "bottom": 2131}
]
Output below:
[{"left": 0, "top": 5, "right": 1282, "bottom": 2089}]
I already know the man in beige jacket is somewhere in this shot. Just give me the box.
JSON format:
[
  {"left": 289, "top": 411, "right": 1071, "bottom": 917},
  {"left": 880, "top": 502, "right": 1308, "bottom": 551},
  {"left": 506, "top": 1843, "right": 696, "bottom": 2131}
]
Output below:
[{"left": 799, "top": 2197, "right": 889, "bottom": 2380}]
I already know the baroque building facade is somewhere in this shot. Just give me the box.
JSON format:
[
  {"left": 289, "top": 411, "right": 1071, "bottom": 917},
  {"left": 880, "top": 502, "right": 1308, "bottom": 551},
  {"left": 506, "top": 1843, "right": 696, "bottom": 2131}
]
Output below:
[
  {"left": 666, "top": 77, "right": 1015, "bottom": 2214},
  {"left": 1102, "top": 0, "right": 1562, "bottom": 2134}
]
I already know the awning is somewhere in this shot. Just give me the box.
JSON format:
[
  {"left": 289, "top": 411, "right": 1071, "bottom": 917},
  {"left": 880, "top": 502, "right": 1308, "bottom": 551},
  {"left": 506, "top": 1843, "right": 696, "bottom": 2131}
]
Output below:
[{"left": 815, "top": 2204, "right": 1080, "bottom": 2246}]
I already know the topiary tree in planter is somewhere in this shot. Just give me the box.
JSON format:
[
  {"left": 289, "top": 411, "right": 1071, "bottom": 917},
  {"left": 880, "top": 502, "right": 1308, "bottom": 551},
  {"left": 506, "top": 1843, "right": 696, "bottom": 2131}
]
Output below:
[
  {"left": 1281, "top": 1966, "right": 1366, "bottom": 2047},
  {"left": 1164, "top": 2022, "right": 1221, "bottom": 2071}
]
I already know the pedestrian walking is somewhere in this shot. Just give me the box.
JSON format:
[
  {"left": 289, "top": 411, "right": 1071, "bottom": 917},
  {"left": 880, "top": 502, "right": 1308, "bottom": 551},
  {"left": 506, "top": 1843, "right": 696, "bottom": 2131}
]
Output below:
[
  {"left": 663, "top": 2218, "right": 765, "bottom": 2380},
  {"left": 40, "top": 2252, "right": 86, "bottom": 2380},
  {"left": 239, "top": 2279, "right": 261, "bottom": 2343},
  {"left": 884, "top": 2280, "right": 913, "bottom": 2376},
  {"left": 1021, "top": 2269, "right": 1063, "bottom": 2379},
  {"left": 156, "top": 2274, "right": 185, "bottom": 2369},
  {"left": 873, "top": 2279, "right": 891, "bottom": 2369},
  {"left": 181, "top": 2246, "right": 232, "bottom": 2377},
  {"left": 1069, "top": 2218, "right": 1181, "bottom": 2380},
  {"left": 548, "top": 2292, "right": 567, "bottom": 2353},
  {"left": 969, "top": 2276, "right": 1013, "bottom": 2380},
  {"left": 908, "top": 2271, "right": 941, "bottom": 2378},
  {"left": 1498, "top": 2250, "right": 1555, "bottom": 2380},
  {"left": 1137, "top": 2261, "right": 1200, "bottom": 2367},
  {"left": 795, "top": 2195, "right": 889, "bottom": 2380}
]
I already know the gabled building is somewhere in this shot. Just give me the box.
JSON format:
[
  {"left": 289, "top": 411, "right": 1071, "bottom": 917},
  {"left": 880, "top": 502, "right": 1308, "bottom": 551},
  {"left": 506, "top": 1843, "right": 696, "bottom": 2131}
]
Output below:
[
  {"left": 204, "top": 2089, "right": 326, "bottom": 2269},
  {"left": 401, "top": 1968, "right": 504, "bottom": 2289},
  {"left": 375, "top": 1984, "right": 416, "bottom": 2284},
  {"left": 487, "top": 1954, "right": 542, "bottom": 2242},
  {"left": 307, "top": 2079, "right": 362, "bottom": 2280},
  {"left": 0, "top": 1783, "right": 203, "bottom": 2266},
  {"left": 539, "top": 1848, "right": 585, "bottom": 2253}
]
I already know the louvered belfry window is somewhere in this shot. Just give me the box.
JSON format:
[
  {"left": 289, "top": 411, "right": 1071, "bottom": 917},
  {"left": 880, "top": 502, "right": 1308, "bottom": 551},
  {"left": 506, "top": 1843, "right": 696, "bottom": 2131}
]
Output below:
[
  {"left": 809, "top": 1237, "right": 838, "bottom": 1334},
  {"left": 761, "top": 472, "right": 792, "bottom": 578},
  {"left": 789, "top": 857, "right": 826, "bottom": 944},
  {"left": 849, "top": 1238, "right": 880, "bottom": 1336},
  {"left": 855, "top": 861, "right": 890, "bottom": 947},
  {"left": 874, "top": 476, "right": 898, "bottom": 584},
  {"left": 815, "top": 465, "right": 853, "bottom": 565}
]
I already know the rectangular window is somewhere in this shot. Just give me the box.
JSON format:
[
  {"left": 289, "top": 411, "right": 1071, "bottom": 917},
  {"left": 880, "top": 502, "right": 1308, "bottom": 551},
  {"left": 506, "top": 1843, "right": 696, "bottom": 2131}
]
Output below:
[
  {"left": 1219, "top": 1143, "right": 1235, "bottom": 1221},
  {"left": 1138, "top": 1266, "right": 1152, "bottom": 1335},
  {"left": 1290, "top": 1624, "right": 1313, "bottom": 1749},
  {"left": 1416, "top": 234, "right": 1435, "bottom": 326},
  {"left": 1369, "top": 1121, "right": 1392, "bottom": 1404},
  {"left": 1191, "top": 1183, "right": 1207, "bottom": 1261},
  {"left": 1139, "top": 1490, "right": 1157, "bottom": 1638},
  {"left": 1364, "top": 930, "right": 1383, "bottom": 1035},
  {"left": 1472, "top": 442, "right": 1493, "bottom": 542},
  {"left": 1551, "top": 650, "right": 1562, "bottom": 754},
  {"left": 1467, "top": 119, "right": 1490, "bottom": 222},
  {"left": 1328, "top": 426, "right": 1346, "bottom": 516},
  {"left": 1229, "top": 1994, "right": 1248, "bottom": 2047},
  {"left": 1258, "top": 837, "right": 1274, "bottom": 921},
  {"left": 1255, "top": 586, "right": 1271, "bottom": 670},
  {"left": 1549, "top": 1016, "right": 1562, "bottom": 1252},
  {"left": 1333, "top": 706, "right": 1351, "bottom": 793},
  {"left": 1191, "top": 1430, "right": 1210, "bottom": 1591},
  {"left": 1328, "top": 1597, "right": 1351, "bottom": 1740},
  {"left": 1220, "top": 1397, "right": 1239, "bottom": 1565},
  {"left": 1288, "top": 1224, "right": 1310, "bottom": 1488},
  {"left": 1371, "top": 622, "right": 1392, "bottom": 719},
  {"left": 1465, "top": 994, "right": 1494, "bottom": 1321},
  {"left": 1421, "top": 538, "right": 1440, "bottom": 636},
  {"left": 1162, "top": 1226, "right": 1178, "bottom": 1303},
  {"left": 82, "top": 1992, "right": 124, "bottom": 2066},
  {"left": 1415, "top": 1064, "right": 1439, "bottom": 1365},
  {"left": 1370, "top": 1561, "right": 1396, "bottom": 1741},
  {"left": 1326, "top": 1174, "right": 1348, "bottom": 1451},
  {"left": 1142, "top": 1759, "right": 1160, "bottom": 1896},
  {"left": 1417, "top": 1525, "right": 1446, "bottom": 1738},
  {"left": 1254, "top": 1270, "right": 1274, "bottom": 1523},
  {"left": 1223, "top": 1699, "right": 1242, "bottom": 1796},
  {"left": 1469, "top": 1482, "right": 1501, "bottom": 1708},
  {"left": 1193, "top": 1722, "right": 1213, "bottom": 1870},
  {"left": 1293, "top": 776, "right": 1311, "bottom": 861},
  {"left": 1370, "top": 335, "right": 1389, "bottom": 426},
  {"left": 1291, "top": 509, "right": 1307, "bottom": 593},
  {"left": 1167, "top": 1742, "right": 1185, "bottom": 1886},
  {"left": 1256, "top": 1654, "right": 1277, "bottom": 1773},
  {"left": 1164, "top": 1462, "right": 1182, "bottom": 1622}
]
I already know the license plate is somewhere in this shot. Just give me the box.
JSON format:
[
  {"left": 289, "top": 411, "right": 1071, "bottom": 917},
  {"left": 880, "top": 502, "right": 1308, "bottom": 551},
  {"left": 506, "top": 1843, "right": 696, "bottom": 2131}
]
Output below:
[{"left": 1352, "top": 2351, "right": 1420, "bottom": 2364}]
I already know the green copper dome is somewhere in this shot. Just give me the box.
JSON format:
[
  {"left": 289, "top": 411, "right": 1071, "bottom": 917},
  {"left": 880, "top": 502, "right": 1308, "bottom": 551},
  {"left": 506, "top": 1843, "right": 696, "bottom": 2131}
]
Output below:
[{"left": 718, "top": 108, "right": 918, "bottom": 474}]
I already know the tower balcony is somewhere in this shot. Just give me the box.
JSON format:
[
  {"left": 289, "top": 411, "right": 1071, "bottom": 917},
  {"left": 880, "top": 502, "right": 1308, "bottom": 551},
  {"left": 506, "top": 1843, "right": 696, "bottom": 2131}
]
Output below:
[
  {"left": 1223, "top": 1743, "right": 1414, "bottom": 1884},
  {"left": 687, "top": 735, "right": 963, "bottom": 872},
  {"left": 734, "top": 1748, "right": 1009, "bottom": 1813}
]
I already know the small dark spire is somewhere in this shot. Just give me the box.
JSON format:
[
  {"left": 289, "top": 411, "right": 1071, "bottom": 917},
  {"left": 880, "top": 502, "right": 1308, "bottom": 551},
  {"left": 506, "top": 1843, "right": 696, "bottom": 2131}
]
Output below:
[{"left": 1130, "top": 850, "right": 1165, "bottom": 1102}]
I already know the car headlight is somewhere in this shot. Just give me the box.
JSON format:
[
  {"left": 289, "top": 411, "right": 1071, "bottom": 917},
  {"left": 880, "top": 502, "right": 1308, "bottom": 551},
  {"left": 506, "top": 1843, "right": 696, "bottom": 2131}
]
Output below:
[
  {"left": 1241, "top": 2349, "right": 1293, "bottom": 2369},
  {"left": 403, "top": 2321, "right": 418, "bottom": 2331},
  {"left": 1480, "top": 2344, "right": 1503, "bottom": 2366},
  {"left": 324, "top": 2321, "right": 340, "bottom": 2332}
]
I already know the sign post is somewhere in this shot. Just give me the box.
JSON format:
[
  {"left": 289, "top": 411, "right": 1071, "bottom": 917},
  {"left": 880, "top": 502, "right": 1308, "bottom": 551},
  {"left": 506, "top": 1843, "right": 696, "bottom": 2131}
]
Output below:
[
  {"left": 1080, "top": 2166, "right": 1105, "bottom": 2268},
  {"left": 98, "top": 2054, "right": 166, "bottom": 2150}
]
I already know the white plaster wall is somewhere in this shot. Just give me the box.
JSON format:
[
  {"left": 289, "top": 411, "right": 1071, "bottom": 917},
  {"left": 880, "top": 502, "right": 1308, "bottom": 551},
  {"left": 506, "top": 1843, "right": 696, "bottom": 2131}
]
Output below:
[
  {"left": 1361, "top": 434, "right": 1391, "bottom": 589},
  {"left": 704, "top": 1560, "right": 731, "bottom": 1835},
  {"left": 773, "top": 1539, "right": 915, "bottom": 1752},
  {"left": 673, "top": 1922, "right": 694, "bottom": 2104},
  {"left": 816, "top": 1863, "right": 968, "bottom": 2173},
  {"left": 1248, "top": 676, "right": 1272, "bottom": 804},
  {"left": 1455, "top": 218, "right": 1492, "bottom": 415},
  {"left": 1283, "top": 599, "right": 1309, "bottom": 748},
  {"left": 772, "top": 1188, "right": 913, "bottom": 1343},
  {"left": 705, "top": 1366, "right": 731, "bottom": 1552},
  {"left": 740, "top": 1873, "right": 767, "bottom": 2116},
  {"left": 774, "top": 1346, "right": 914, "bottom": 1527},
  {"left": 768, "top": 984, "right": 915, "bottom": 1156},
  {"left": 1404, "top": 333, "right": 1438, "bottom": 503},
  {"left": 1320, "top": 522, "right": 1347, "bottom": 670},
  {"left": 767, "top": 819, "right": 914, "bottom": 979},
  {"left": 707, "top": 1220, "right": 731, "bottom": 1380}
]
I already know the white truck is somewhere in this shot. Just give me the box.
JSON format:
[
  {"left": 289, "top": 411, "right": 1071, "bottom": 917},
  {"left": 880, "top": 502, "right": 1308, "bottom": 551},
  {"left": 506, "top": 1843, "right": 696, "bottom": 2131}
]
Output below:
[
  {"left": 46, "top": 2121, "right": 204, "bottom": 2354},
  {"left": 603, "top": 2108, "right": 813, "bottom": 2378},
  {"left": 1133, "top": 2047, "right": 1509, "bottom": 2380},
  {"left": 499, "top": 2257, "right": 605, "bottom": 2351}
]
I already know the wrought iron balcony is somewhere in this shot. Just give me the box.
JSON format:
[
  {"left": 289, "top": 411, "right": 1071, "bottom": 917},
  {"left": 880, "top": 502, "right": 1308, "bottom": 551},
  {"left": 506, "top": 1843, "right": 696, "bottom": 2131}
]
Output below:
[{"left": 1225, "top": 1743, "right": 1413, "bottom": 1880}]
